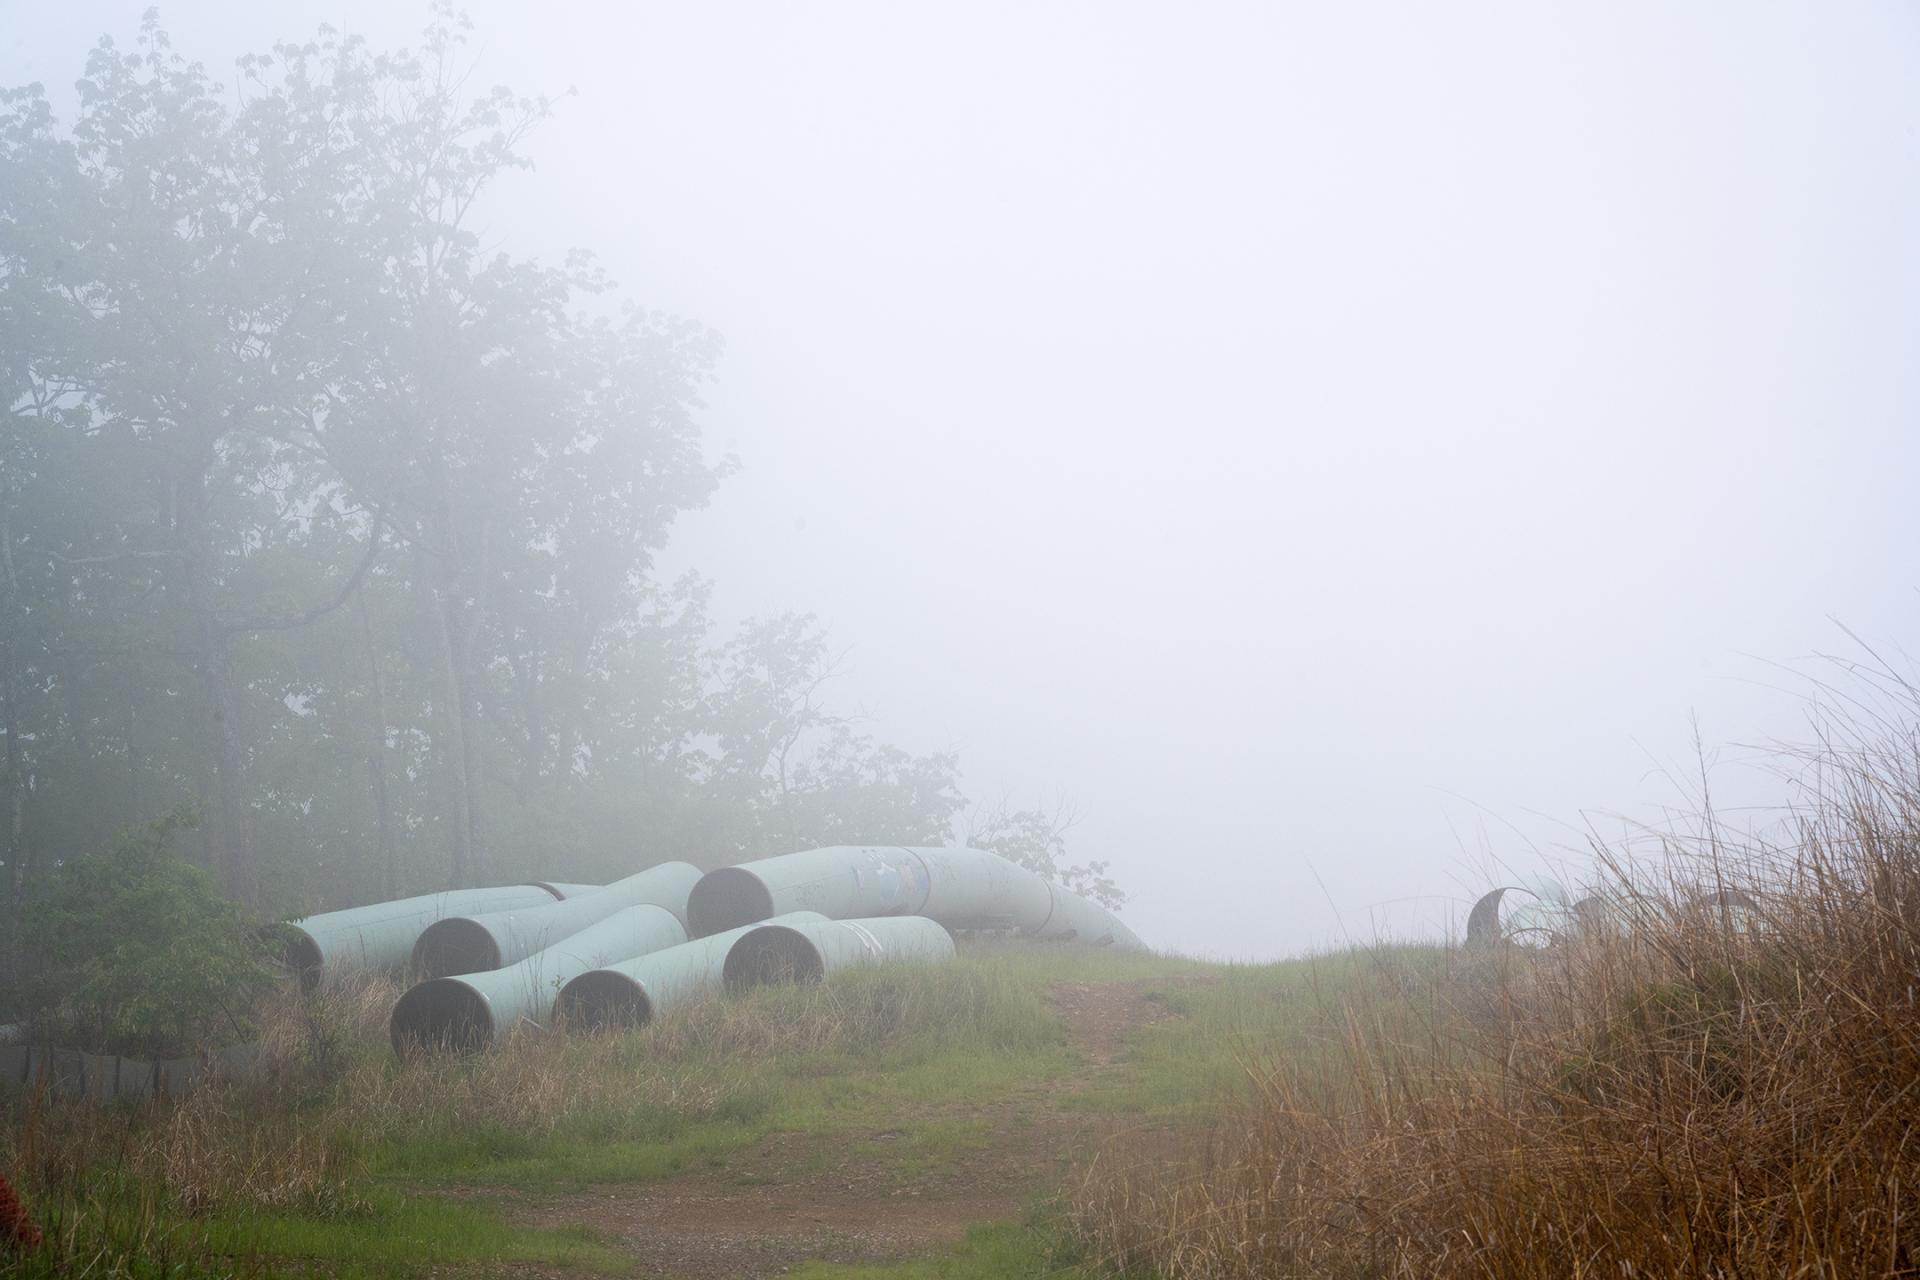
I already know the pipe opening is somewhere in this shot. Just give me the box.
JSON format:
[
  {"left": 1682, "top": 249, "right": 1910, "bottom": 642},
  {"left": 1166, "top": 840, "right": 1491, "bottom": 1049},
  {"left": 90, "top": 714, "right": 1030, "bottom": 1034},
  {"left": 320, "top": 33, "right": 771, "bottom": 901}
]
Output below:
[
  {"left": 553, "top": 971, "right": 654, "bottom": 1031},
  {"left": 390, "top": 980, "right": 495, "bottom": 1055},
  {"left": 413, "top": 918, "right": 503, "bottom": 979},
  {"left": 283, "top": 930, "right": 325, "bottom": 994},
  {"left": 686, "top": 868, "right": 775, "bottom": 938},
  {"left": 722, "top": 926, "right": 825, "bottom": 992}
]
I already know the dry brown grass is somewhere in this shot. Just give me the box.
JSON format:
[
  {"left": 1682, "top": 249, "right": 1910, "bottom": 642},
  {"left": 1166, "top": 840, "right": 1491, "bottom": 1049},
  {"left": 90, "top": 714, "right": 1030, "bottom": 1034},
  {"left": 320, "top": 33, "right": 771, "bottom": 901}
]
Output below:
[
  {"left": 0, "top": 949, "right": 1042, "bottom": 1230},
  {"left": 1071, "top": 705, "right": 1920, "bottom": 1278},
  {"left": 1, "top": 1078, "right": 364, "bottom": 1222},
  {"left": 0, "top": 979, "right": 392, "bottom": 1222}
]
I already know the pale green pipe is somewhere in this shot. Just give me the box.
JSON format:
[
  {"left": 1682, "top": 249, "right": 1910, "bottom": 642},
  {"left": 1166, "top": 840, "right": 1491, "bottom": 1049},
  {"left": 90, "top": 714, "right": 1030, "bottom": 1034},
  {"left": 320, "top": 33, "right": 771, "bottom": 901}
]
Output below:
[
  {"left": 390, "top": 902, "right": 689, "bottom": 1053},
  {"left": 686, "top": 847, "right": 929, "bottom": 932},
  {"left": 282, "top": 883, "right": 597, "bottom": 990},
  {"left": 554, "top": 911, "right": 830, "bottom": 1030},
  {"left": 1030, "top": 879, "right": 1144, "bottom": 950},
  {"left": 412, "top": 862, "right": 702, "bottom": 978},
  {"left": 686, "top": 846, "right": 1146, "bottom": 951},
  {"left": 721, "top": 915, "right": 955, "bottom": 991}
]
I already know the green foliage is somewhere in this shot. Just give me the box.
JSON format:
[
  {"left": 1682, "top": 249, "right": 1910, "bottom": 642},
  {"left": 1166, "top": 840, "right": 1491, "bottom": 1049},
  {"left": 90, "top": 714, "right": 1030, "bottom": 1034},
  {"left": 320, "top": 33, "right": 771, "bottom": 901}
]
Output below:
[
  {"left": 965, "top": 802, "right": 1125, "bottom": 908},
  {"left": 7, "top": 810, "right": 274, "bottom": 1056}
]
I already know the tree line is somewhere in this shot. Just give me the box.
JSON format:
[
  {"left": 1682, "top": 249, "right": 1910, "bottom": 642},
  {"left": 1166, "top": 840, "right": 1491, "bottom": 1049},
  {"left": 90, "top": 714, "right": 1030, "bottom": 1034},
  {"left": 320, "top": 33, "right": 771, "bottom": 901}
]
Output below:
[{"left": 0, "top": 13, "right": 1119, "bottom": 929}]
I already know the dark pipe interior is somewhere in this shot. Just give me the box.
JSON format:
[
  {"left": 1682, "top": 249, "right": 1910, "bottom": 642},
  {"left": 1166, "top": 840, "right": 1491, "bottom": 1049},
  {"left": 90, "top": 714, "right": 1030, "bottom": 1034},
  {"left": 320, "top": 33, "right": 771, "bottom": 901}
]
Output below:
[
  {"left": 284, "top": 930, "right": 325, "bottom": 994},
  {"left": 722, "top": 926, "right": 825, "bottom": 992},
  {"left": 389, "top": 980, "right": 495, "bottom": 1055},
  {"left": 553, "top": 971, "right": 654, "bottom": 1031},
  {"left": 414, "top": 918, "right": 503, "bottom": 979},
  {"left": 686, "top": 868, "right": 775, "bottom": 938}
]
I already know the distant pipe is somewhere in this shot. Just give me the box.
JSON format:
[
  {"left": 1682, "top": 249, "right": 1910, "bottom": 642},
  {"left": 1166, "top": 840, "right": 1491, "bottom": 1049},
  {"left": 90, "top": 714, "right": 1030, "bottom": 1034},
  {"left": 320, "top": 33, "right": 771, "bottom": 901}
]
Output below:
[
  {"left": 1465, "top": 886, "right": 1518, "bottom": 950},
  {"left": 390, "top": 902, "right": 689, "bottom": 1054},
  {"left": 411, "top": 863, "right": 703, "bottom": 978},
  {"left": 722, "top": 916, "right": 955, "bottom": 991},
  {"left": 1027, "top": 878, "right": 1141, "bottom": 948},
  {"left": 554, "top": 911, "right": 830, "bottom": 1031},
  {"left": 685, "top": 846, "right": 1146, "bottom": 950},
  {"left": 280, "top": 883, "right": 598, "bottom": 991}
]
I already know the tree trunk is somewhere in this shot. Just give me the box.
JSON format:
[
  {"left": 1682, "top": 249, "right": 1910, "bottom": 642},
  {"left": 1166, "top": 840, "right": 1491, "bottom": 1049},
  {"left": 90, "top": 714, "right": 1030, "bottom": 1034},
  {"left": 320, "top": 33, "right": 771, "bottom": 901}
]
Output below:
[
  {"left": 355, "top": 589, "right": 399, "bottom": 900},
  {"left": 122, "top": 669, "right": 142, "bottom": 831},
  {"left": 510, "top": 642, "right": 545, "bottom": 804},
  {"left": 431, "top": 579, "right": 477, "bottom": 889},
  {"left": 0, "top": 505, "right": 26, "bottom": 918},
  {"left": 175, "top": 460, "right": 251, "bottom": 905}
]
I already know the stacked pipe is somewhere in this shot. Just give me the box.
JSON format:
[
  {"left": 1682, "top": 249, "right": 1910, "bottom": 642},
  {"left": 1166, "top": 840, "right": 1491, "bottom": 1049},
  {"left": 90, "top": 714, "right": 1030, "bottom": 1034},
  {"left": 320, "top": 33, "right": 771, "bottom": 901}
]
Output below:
[
  {"left": 280, "top": 881, "right": 599, "bottom": 991},
  {"left": 411, "top": 863, "right": 703, "bottom": 978},
  {"left": 721, "top": 915, "right": 956, "bottom": 991},
  {"left": 553, "top": 910, "right": 832, "bottom": 1030},
  {"left": 686, "top": 845, "right": 1146, "bottom": 950},
  {"left": 365, "top": 845, "right": 1142, "bottom": 1057},
  {"left": 389, "top": 863, "right": 703, "bottom": 1052},
  {"left": 551, "top": 846, "right": 1138, "bottom": 1037}
]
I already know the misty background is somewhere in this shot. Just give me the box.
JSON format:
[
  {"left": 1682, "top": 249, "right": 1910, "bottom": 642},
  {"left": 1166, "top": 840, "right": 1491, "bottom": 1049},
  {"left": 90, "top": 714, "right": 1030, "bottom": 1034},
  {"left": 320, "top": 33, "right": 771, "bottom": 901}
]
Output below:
[{"left": 4, "top": 1, "right": 1917, "bottom": 958}]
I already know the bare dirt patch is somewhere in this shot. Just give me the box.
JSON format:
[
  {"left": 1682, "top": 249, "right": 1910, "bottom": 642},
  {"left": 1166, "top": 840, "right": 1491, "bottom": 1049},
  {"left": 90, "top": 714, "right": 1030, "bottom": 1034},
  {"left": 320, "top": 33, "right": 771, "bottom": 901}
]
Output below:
[
  {"left": 496, "top": 977, "right": 1205, "bottom": 1279},
  {"left": 1048, "top": 975, "right": 1207, "bottom": 1071}
]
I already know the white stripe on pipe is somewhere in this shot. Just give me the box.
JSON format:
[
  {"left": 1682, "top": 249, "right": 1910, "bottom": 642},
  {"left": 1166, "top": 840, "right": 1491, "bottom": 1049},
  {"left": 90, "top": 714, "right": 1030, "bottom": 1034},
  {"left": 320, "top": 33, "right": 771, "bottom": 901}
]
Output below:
[{"left": 842, "top": 921, "right": 883, "bottom": 957}]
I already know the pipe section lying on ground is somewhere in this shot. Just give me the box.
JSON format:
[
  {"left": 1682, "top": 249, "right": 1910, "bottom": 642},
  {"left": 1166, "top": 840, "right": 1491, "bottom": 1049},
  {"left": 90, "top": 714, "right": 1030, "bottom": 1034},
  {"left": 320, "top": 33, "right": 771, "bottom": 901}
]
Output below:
[
  {"left": 1025, "top": 877, "right": 1141, "bottom": 948},
  {"left": 390, "top": 902, "right": 690, "bottom": 1053},
  {"left": 411, "top": 862, "right": 703, "bottom": 978},
  {"left": 281, "top": 883, "right": 597, "bottom": 990},
  {"left": 685, "top": 846, "right": 1145, "bottom": 951},
  {"left": 722, "top": 916, "right": 955, "bottom": 991},
  {"left": 554, "top": 911, "right": 830, "bottom": 1031}
]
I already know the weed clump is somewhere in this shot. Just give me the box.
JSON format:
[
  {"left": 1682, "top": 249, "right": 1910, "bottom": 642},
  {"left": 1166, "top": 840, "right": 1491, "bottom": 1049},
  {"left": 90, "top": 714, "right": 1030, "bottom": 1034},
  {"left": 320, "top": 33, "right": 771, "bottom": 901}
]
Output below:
[{"left": 1070, "top": 703, "right": 1920, "bottom": 1278}]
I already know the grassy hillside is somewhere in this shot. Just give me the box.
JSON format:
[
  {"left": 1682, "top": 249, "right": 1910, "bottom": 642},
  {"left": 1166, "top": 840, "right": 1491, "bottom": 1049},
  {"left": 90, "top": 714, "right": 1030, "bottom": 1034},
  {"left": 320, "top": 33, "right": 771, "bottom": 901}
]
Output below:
[
  {"left": 1070, "top": 737, "right": 1920, "bottom": 1277},
  {"left": 7, "top": 704, "right": 1916, "bottom": 1280},
  {"left": 0, "top": 940, "right": 1446, "bottom": 1278}
]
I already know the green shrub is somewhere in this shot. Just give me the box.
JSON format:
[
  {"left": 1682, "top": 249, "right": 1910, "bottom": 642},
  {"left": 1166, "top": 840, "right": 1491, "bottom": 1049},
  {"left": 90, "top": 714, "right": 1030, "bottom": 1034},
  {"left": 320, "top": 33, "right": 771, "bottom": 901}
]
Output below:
[{"left": 7, "top": 810, "right": 275, "bottom": 1057}]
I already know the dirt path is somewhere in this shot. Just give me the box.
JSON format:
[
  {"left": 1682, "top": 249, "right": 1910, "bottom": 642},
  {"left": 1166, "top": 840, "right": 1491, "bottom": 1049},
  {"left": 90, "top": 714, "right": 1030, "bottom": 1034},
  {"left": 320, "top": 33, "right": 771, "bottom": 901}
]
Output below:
[{"left": 506, "top": 978, "right": 1202, "bottom": 1279}]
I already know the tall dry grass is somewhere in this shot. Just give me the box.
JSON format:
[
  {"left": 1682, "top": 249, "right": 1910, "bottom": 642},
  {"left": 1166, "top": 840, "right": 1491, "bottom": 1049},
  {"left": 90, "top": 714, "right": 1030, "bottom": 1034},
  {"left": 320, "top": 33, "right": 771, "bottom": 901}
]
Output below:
[
  {"left": 1072, "top": 699, "right": 1920, "bottom": 1277},
  {"left": 1, "top": 950, "right": 1048, "bottom": 1227},
  {"left": 0, "top": 978, "right": 394, "bottom": 1224}
]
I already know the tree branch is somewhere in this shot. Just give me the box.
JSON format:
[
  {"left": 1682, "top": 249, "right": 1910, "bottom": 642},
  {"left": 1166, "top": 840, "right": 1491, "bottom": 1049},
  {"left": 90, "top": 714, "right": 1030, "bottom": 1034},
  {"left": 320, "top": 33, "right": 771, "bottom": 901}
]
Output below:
[
  {"left": 222, "top": 513, "right": 387, "bottom": 635},
  {"left": 38, "top": 547, "right": 187, "bottom": 567}
]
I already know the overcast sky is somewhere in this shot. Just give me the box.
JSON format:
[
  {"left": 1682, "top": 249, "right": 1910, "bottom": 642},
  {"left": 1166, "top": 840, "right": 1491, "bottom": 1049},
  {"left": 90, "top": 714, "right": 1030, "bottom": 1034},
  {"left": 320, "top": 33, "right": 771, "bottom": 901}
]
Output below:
[{"left": 6, "top": 2, "right": 1918, "bottom": 957}]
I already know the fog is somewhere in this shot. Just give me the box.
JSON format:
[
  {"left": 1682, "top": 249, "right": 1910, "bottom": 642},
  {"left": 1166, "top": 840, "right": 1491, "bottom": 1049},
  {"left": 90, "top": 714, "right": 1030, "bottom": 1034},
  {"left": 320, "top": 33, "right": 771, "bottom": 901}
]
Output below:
[{"left": 7, "top": 1, "right": 1918, "bottom": 957}]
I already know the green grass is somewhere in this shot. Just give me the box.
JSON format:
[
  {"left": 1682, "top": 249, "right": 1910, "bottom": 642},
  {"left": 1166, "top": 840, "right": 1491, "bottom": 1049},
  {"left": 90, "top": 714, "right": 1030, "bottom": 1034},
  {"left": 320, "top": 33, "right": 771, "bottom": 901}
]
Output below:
[
  {"left": 357, "top": 942, "right": 1192, "bottom": 1193},
  {"left": 2, "top": 938, "right": 1418, "bottom": 1278},
  {"left": 200, "top": 1188, "right": 627, "bottom": 1273},
  {"left": 790, "top": 1218, "right": 1082, "bottom": 1280},
  {"left": 3, "top": 1184, "right": 627, "bottom": 1279},
  {"left": 361, "top": 987, "right": 1079, "bottom": 1190},
  {"left": 1067, "top": 943, "right": 1450, "bottom": 1119}
]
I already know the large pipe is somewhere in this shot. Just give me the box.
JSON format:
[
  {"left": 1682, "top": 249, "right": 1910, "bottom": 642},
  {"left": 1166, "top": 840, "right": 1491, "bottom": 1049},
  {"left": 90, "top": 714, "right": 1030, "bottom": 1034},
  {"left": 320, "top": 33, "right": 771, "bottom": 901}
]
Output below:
[
  {"left": 685, "top": 846, "right": 1146, "bottom": 950},
  {"left": 1028, "top": 878, "right": 1141, "bottom": 948},
  {"left": 280, "top": 882, "right": 598, "bottom": 991},
  {"left": 722, "top": 915, "right": 955, "bottom": 991},
  {"left": 389, "top": 902, "right": 690, "bottom": 1053},
  {"left": 411, "top": 862, "right": 703, "bottom": 978},
  {"left": 554, "top": 910, "right": 830, "bottom": 1031}
]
